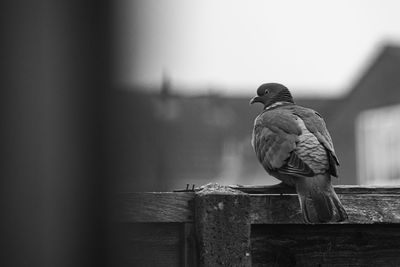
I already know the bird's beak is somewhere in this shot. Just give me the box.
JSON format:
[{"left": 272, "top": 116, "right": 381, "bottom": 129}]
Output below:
[{"left": 250, "top": 96, "right": 262, "bottom": 105}]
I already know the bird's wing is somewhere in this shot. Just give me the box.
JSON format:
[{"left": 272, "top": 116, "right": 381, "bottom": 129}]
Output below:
[
  {"left": 290, "top": 106, "right": 340, "bottom": 176},
  {"left": 253, "top": 110, "right": 314, "bottom": 177}
]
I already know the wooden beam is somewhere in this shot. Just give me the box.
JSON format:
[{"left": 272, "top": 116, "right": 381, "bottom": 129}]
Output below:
[
  {"left": 250, "top": 194, "right": 400, "bottom": 224},
  {"left": 113, "top": 192, "right": 194, "bottom": 223},
  {"left": 114, "top": 186, "right": 400, "bottom": 224}
]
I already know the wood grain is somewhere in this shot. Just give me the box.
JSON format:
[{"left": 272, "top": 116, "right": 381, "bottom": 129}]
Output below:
[
  {"left": 113, "top": 192, "right": 194, "bottom": 223},
  {"left": 251, "top": 224, "right": 400, "bottom": 267},
  {"left": 112, "top": 222, "right": 198, "bottom": 267},
  {"left": 112, "top": 223, "right": 183, "bottom": 267},
  {"left": 250, "top": 194, "right": 400, "bottom": 224}
]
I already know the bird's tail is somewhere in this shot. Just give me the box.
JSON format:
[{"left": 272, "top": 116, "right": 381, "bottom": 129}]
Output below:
[{"left": 296, "top": 175, "right": 348, "bottom": 223}]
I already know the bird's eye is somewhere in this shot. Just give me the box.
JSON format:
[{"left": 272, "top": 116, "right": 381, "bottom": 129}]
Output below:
[{"left": 264, "top": 89, "right": 269, "bottom": 95}]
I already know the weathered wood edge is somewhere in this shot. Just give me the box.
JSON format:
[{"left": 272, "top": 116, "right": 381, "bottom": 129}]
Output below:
[
  {"left": 114, "top": 187, "right": 400, "bottom": 224},
  {"left": 230, "top": 185, "right": 400, "bottom": 195}
]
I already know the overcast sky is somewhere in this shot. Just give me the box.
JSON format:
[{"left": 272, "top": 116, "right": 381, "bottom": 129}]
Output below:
[{"left": 115, "top": 0, "right": 400, "bottom": 96}]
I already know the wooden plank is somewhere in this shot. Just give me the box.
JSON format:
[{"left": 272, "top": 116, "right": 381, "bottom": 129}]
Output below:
[
  {"left": 114, "top": 187, "right": 400, "bottom": 224},
  {"left": 230, "top": 184, "right": 400, "bottom": 195},
  {"left": 251, "top": 224, "right": 400, "bottom": 267},
  {"left": 113, "top": 192, "right": 194, "bottom": 223},
  {"left": 250, "top": 194, "right": 400, "bottom": 224},
  {"left": 112, "top": 223, "right": 183, "bottom": 267}
]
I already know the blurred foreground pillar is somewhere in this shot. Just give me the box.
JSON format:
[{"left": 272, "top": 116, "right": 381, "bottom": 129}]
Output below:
[{"left": 1, "top": 1, "right": 112, "bottom": 266}]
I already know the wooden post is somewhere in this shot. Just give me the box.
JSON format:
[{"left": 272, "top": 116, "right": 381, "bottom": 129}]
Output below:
[{"left": 194, "top": 183, "right": 251, "bottom": 267}]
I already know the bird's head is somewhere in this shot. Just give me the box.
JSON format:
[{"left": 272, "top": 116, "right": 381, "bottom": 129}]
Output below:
[{"left": 250, "top": 83, "right": 294, "bottom": 109}]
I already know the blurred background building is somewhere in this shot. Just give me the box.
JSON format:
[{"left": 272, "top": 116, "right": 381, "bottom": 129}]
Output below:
[
  {"left": 111, "top": 1, "right": 400, "bottom": 191},
  {"left": 111, "top": 44, "right": 400, "bottom": 191}
]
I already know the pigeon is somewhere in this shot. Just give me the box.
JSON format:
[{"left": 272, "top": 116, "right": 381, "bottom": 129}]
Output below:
[{"left": 250, "top": 83, "right": 348, "bottom": 223}]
